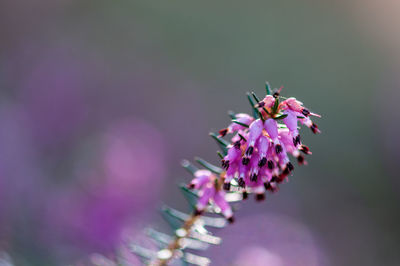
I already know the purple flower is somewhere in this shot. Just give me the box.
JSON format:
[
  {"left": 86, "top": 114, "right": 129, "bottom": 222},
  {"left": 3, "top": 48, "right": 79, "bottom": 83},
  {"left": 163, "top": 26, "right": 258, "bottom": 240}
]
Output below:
[
  {"left": 188, "top": 170, "right": 234, "bottom": 222},
  {"left": 219, "top": 113, "right": 254, "bottom": 137},
  {"left": 216, "top": 88, "right": 320, "bottom": 199}
]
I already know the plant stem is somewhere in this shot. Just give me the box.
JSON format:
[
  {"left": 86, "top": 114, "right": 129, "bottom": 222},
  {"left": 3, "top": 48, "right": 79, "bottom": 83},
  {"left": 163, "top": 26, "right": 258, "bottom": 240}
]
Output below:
[
  {"left": 148, "top": 212, "right": 201, "bottom": 266},
  {"left": 149, "top": 173, "right": 225, "bottom": 266}
]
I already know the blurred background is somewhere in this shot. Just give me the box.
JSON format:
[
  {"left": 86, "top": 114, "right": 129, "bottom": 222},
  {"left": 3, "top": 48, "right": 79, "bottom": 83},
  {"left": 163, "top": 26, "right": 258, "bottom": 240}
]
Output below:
[{"left": 0, "top": 0, "right": 399, "bottom": 265}]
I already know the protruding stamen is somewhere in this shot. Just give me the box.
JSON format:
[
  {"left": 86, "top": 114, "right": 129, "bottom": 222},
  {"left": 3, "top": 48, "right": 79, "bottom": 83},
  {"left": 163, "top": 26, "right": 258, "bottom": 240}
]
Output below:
[
  {"left": 242, "top": 191, "right": 248, "bottom": 200},
  {"left": 287, "top": 162, "right": 294, "bottom": 172},
  {"left": 221, "top": 160, "right": 229, "bottom": 170},
  {"left": 255, "top": 193, "right": 265, "bottom": 201},
  {"left": 227, "top": 216, "right": 235, "bottom": 224},
  {"left": 267, "top": 160, "right": 274, "bottom": 170},
  {"left": 242, "top": 157, "right": 250, "bottom": 165},
  {"left": 275, "top": 144, "right": 282, "bottom": 154},
  {"left": 310, "top": 123, "right": 320, "bottom": 134},
  {"left": 223, "top": 183, "right": 231, "bottom": 191},
  {"left": 293, "top": 135, "right": 301, "bottom": 146},
  {"left": 234, "top": 141, "right": 241, "bottom": 149},
  {"left": 246, "top": 146, "right": 254, "bottom": 156},
  {"left": 273, "top": 86, "right": 283, "bottom": 98},
  {"left": 271, "top": 175, "right": 279, "bottom": 183},
  {"left": 264, "top": 182, "right": 278, "bottom": 192},
  {"left": 194, "top": 209, "right": 204, "bottom": 216},
  {"left": 258, "top": 157, "right": 267, "bottom": 167},
  {"left": 250, "top": 173, "right": 258, "bottom": 182},
  {"left": 219, "top": 128, "right": 228, "bottom": 137},
  {"left": 299, "top": 145, "right": 311, "bottom": 154},
  {"left": 238, "top": 178, "right": 245, "bottom": 188},
  {"left": 297, "top": 155, "right": 305, "bottom": 165},
  {"left": 302, "top": 108, "right": 310, "bottom": 116}
]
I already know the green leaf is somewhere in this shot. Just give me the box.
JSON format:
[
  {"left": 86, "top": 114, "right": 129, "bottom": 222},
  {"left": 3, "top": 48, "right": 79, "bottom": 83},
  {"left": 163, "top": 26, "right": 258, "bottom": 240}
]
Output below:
[
  {"left": 129, "top": 244, "right": 156, "bottom": 261},
  {"left": 252, "top": 92, "right": 271, "bottom": 116},
  {"left": 201, "top": 216, "right": 227, "bottom": 228},
  {"left": 195, "top": 157, "right": 223, "bottom": 174},
  {"left": 265, "top": 81, "right": 272, "bottom": 95},
  {"left": 179, "top": 184, "right": 199, "bottom": 209},
  {"left": 228, "top": 110, "right": 236, "bottom": 119},
  {"left": 246, "top": 92, "right": 259, "bottom": 119},
  {"left": 161, "top": 206, "right": 185, "bottom": 230},
  {"left": 180, "top": 238, "right": 209, "bottom": 251},
  {"left": 217, "top": 151, "right": 224, "bottom": 159},
  {"left": 189, "top": 231, "right": 222, "bottom": 245},
  {"left": 181, "top": 160, "right": 198, "bottom": 175},
  {"left": 209, "top": 132, "right": 229, "bottom": 155},
  {"left": 163, "top": 205, "right": 227, "bottom": 228},
  {"left": 274, "top": 114, "right": 288, "bottom": 120},
  {"left": 145, "top": 228, "right": 172, "bottom": 248},
  {"left": 272, "top": 97, "right": 280, "bottom": 113},
  {"left": 251, "top": 91, "right": 261, "bottom": 103},
  {"left": 182, "top": 252, "right": 211, "bottom": 266},
  {"left": 231, "top": 120, "right": 249, "bottom": 128}
]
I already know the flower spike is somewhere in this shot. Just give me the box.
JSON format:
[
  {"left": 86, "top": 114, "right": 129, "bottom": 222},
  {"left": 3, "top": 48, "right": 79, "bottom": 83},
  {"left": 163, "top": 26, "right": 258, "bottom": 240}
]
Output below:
[{"left": 144, "top": 83, "right": 321, "bottom": 266}]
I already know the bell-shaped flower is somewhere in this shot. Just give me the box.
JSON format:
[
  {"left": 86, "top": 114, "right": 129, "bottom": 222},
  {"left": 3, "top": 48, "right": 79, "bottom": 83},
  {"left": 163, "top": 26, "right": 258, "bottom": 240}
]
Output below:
[{"left": 219, "top": 113, "right": 254, "bottom": 137}]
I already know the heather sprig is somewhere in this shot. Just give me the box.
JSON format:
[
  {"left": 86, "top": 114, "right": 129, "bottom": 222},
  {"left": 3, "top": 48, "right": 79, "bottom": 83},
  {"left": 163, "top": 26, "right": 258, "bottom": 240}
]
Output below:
[{"left": 123, "top": 83, "right": 321, "bottom": 266}]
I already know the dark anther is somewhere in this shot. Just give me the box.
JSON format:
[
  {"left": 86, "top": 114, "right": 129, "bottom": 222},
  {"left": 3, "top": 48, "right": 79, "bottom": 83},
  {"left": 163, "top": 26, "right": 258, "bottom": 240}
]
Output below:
[
  {"left": 277, "top": 173, "right": 286, "bottom": 183},
  {"left": 302, "top": 108, "right": 310, "bottom": 116},
  {"left": 293, "top": 135, "right": 301, "bottom": 146},
  {"left": 255, "top": 193, "right": 266, "bottom": 202},
  {"left": 194, "top": 209, "right": 204, "bottom": 216},
  {"left": 188, "top": 183, "right": 195, "bottom": 189},
  {"left": 287, "top": 162, "right": 294, "bottom": 172},
  {"left": 297, "top": 155, "right": 305, "bottom": 164},
  {"left": 242, "top": 157, "right": 250, "bottom": 165},
  {"left": 246, "top": 146, "right": 254, "bottom": 156},
  {"left": 238, "top": 178, "right": 246, "bottom": 188},
  {"left": 227, "top": 216, "right": 235, "bottom": 224},
  {"left": 257, "top": 101, "right": 265, "bottom": 107},
  {"left": 275, "top": 144, "right": 282, "bottom": 154},
  {"left": 271, "top": 175, "right": 279, "bottom": 183},
  {"left": 282, "top": 167, "right": 290, "bottom": 176},
  {"left": 234, "top": 141, "right": 241, "bottom": 149},
  {"left": 258, "top": 157, "right": 267, "bottom": 167},
  {"left": 310, "top": 123, "right": 319, "bottom": 134},
  {"left": 223, "top": 182, "right": 231, "bottom": 191},
  {"left": 273, "top": 91, "right": 280, "bottom": 98},
  {"left": 251, "top": 173, "right": 258, "bottom": 182},
  {"left": 222, "top": 160, "right": 229, "bottom": 170},
  {"left": 219, "top": 128, "right": 228, "bottom": 137},
  {"left": 300, "top": 145, "right": 310, "bottom": 154},
  {"left": 267, "top": 160, "right": 274, "bottom": 170},
  {"left": 264, "top": 182, "right": 271, "bottom": 190},
  {"left": 242, "top": 191, "right": 248, "bottom": 200}
]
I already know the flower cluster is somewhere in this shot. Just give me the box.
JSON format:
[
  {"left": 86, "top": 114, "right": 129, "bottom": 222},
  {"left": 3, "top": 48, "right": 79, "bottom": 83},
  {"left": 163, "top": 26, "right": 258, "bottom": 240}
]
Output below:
[{"left": 188, "top": 83, "right": 320, "bottom": 222}]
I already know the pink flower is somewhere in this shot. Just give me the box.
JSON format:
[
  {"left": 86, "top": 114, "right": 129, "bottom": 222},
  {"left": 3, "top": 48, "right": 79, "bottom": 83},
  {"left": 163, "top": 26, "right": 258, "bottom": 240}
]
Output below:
[
  {"left": 280, "top": 97, "right": 321, "bottom": 134},
  {"left": 188, "top": 170, "right": 234, "bottom": 223},
  {"left": 219, "top": 113, "right": 254, "bottom": 137},
  {"left": 213, "top": 86, "right": 320, "bottom": 199}
]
